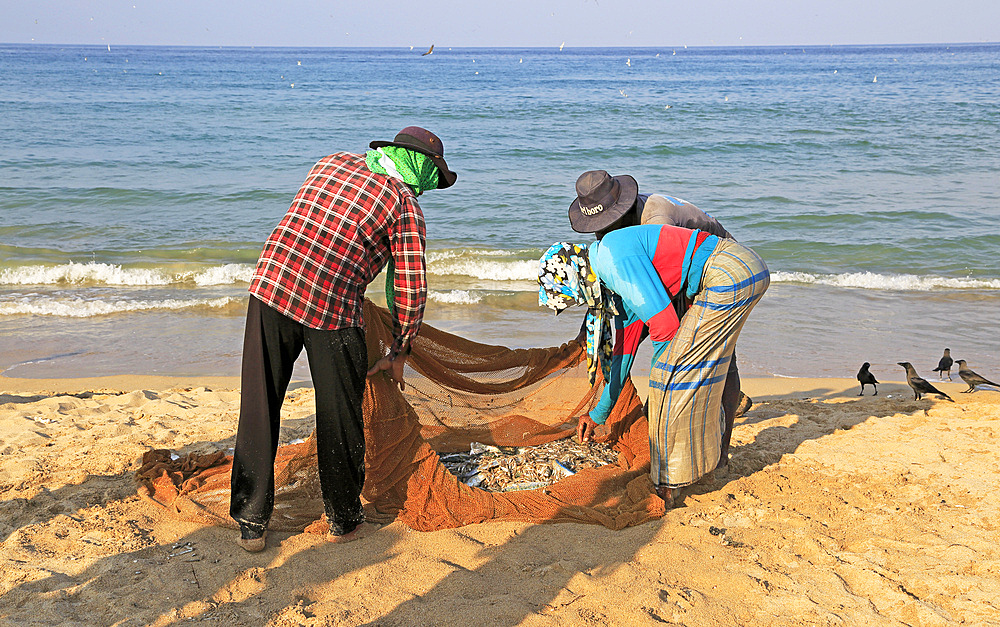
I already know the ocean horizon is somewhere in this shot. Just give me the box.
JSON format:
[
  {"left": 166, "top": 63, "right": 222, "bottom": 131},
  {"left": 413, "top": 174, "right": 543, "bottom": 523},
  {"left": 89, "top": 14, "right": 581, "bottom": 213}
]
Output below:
[
  {"left": 1, "top": 42, "right": 998, "bottom": 382},
  {"left": 7, "top": 41, "right": 997, "bottom": 49}
]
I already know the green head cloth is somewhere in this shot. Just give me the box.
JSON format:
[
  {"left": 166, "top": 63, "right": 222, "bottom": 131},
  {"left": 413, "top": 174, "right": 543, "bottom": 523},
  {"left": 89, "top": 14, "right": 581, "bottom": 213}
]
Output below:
[{"left": 365, "top": 145, "right": 440, "bottom": 196}]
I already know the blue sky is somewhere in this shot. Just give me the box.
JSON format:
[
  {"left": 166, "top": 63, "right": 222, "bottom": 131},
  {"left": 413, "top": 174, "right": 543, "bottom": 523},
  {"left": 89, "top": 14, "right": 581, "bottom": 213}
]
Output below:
[{"left": 2, "top": 0, "right": 997, "bottom": 47}]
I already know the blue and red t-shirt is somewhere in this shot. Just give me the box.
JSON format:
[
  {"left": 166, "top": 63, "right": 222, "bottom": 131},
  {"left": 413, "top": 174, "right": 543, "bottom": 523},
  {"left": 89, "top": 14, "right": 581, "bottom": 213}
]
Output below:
[{"left": 587, "top": 224, "right": 718, "bottom": 423}]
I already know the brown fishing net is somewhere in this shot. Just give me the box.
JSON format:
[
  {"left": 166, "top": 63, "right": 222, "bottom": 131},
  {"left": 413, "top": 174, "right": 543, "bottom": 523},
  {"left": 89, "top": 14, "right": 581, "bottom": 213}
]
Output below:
[{"left": 136, "top": 300, "right": 665, "bottom": 533}]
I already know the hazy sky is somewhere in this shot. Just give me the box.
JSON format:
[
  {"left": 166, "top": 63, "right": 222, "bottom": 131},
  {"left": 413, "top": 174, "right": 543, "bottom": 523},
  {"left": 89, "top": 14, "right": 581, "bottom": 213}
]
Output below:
[{"left": 2, "top": 0, "right": 998, "bottom": 48}]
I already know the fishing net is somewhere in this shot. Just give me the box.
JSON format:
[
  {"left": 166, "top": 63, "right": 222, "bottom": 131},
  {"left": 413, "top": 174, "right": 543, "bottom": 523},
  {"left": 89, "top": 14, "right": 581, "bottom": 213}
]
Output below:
[{"left": 136, "top": 300, "right": 664, "bottom": 533}]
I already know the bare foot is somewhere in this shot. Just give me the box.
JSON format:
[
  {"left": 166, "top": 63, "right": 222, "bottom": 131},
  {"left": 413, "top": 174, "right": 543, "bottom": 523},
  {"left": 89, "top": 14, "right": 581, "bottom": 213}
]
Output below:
[
  {"left": 236, "top": 531, "right": 267, "bottom": 553},
  {"left": 327, "top": 522, "right": 381, "bottom": 544},
  {"left": 713, "top": 465, "right": 731, "bottom": 482},
  {"left": 655, "top": 485, "right": 675, "bottom": 508},
  {"left": 734, "top": 393, "right": 753, "bottom": 418}
]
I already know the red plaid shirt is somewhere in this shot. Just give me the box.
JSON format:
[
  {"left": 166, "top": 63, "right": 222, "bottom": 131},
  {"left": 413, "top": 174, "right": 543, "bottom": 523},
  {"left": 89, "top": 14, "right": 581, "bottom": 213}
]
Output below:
[{"left": 249, "top": 152, "right": 426, "bottom": 358}]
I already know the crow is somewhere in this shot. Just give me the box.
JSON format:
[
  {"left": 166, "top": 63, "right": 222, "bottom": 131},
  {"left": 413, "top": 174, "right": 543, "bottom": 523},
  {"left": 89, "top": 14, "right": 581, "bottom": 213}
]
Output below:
[
  {"left": 931, "top": 348, "right": 954, "bottom": 381},
  {"left": 857, "top": 362, "right": 879, "bottom": 395},
  {"left": 898, "top": 362, "right": 954, "bottom": 402},
  {"left": 955, "top": 360, "right": 1000, "bottom": 393}
]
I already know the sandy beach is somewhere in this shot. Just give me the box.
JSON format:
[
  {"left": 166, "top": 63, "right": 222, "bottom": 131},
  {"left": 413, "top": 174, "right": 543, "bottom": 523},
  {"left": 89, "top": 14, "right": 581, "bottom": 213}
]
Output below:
[{"left": 1, "top": 373, "right": 998, "bottom": 626}]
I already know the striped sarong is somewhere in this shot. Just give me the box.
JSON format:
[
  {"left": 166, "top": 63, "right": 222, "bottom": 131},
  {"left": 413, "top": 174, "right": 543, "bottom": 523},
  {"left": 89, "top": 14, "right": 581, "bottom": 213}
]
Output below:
[{"left": 647, "top": 238, "right": 769, "bottom": 487}]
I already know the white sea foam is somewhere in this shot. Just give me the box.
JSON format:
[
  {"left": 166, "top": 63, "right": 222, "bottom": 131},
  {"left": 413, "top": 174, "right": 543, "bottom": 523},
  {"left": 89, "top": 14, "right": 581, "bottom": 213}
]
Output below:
[
  {"left": 771, "top": 271, "right": 1000, "bottom": 291},
  {"left": 0, "top": 254, "right": 541, "bottom": 288},
  {"left": 0, "top": 262, "right": 255, "bottom": 287},
  {"left": 426, "top": 249, "right": 528, "bottom": 262},
  {"left": 429, "top": 258, "right": 538, "bottom": 281},
  {"left": 427, "top": 290, "right": 483, "bottom": 305},
  {"left": 424, "top": 249, "right": 540, "bottom": 282},
  {"left": 0, "top": 262, "right": 172, "bottom": 286},
  {"left": 0, "top": 296, "right": 238, "bottom": 317},
  {"left": 190, "top": 263, "right": 255, "bottom": 286}
]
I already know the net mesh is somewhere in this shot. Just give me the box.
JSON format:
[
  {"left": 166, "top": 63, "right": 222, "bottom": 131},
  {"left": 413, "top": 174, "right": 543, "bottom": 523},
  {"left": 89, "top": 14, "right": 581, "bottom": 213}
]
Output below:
[{"left": 136, "top": 300, "right": 665, "bottom": 532}]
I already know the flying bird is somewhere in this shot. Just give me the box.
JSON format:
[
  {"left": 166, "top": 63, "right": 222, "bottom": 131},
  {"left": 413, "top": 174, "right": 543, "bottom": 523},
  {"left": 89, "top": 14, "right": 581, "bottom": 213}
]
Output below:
[
  {"left": 857, "top": 362, "right": 879, "bottom": 396},
  {"left": 422, "top": 44, "right": 434, "bottom": 56},
  {"left": 931, "top": 348, "right": 953, "bottom": 380},
  {"left": 955, "top": 360, "right": 1000, "bottom": 393},
  {"left": 897, "top": 362, "right": 954, "bottom": 402}
]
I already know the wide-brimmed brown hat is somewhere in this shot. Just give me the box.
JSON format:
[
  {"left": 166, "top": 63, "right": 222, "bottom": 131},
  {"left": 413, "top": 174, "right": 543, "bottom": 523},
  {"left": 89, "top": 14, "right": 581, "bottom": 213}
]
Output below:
[
  {"left": 568, "top": 170, "right": 638, "bottom": 233},
  {"left": 370, "top": 126, "right": 458, "bottom": 189}
]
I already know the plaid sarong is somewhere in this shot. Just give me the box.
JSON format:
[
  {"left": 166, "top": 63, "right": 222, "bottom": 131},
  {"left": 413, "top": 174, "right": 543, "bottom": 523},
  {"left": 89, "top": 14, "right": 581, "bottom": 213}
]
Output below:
[{"left": 647, "top": 239, "right": 769, "bottom": 487}]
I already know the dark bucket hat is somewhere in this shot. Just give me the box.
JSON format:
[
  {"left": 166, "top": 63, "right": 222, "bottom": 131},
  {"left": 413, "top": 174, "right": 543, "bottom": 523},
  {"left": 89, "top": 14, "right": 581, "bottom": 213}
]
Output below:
[
  {"left": 370, "top": 126, "right": 458, "bottom": 189},
  {"left": 568, "top": 170, "right": 638, "bottom": 233}
]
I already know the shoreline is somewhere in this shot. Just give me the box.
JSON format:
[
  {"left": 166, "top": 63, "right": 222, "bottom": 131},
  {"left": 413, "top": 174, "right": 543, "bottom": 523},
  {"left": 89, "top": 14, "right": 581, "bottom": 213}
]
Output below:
[
  {"left": 3, "top": 284, "right": 999, "bottom": 383},
  {"left": 0, "top": 373, "right": 977, "bottom": 402}
]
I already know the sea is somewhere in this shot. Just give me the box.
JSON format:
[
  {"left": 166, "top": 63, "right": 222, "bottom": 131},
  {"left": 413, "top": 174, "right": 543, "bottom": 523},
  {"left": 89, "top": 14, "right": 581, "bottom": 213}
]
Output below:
[{"left": 1, "top": 43, "right": 998, "bottom": 383}]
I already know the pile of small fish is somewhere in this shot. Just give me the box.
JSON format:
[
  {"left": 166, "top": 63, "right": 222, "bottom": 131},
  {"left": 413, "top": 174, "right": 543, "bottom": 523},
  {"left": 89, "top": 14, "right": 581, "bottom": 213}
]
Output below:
[{"left": 439, "top": 437, "right": 619, "bottom": 492}]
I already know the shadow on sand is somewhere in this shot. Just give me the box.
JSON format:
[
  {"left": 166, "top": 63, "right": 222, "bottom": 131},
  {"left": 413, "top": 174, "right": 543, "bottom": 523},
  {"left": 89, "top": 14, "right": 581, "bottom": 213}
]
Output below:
[{"left": 2, "top": 383, "right": 937, "bottom": 624}]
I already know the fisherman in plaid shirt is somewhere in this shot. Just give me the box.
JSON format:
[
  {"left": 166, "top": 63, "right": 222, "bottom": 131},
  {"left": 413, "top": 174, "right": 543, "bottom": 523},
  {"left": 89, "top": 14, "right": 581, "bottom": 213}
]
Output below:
[{"left": 230, "top": 127, "right": 458, "bottom": 551}]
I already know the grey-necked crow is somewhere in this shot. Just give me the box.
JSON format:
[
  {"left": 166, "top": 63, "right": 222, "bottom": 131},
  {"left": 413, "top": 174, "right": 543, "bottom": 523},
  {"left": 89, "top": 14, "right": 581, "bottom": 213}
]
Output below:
[
  {"left": 898, "top": 362, "right": 954, "bottom": 402},
  {"left": 955, "top": 360, "right": 1000, "bottom": 393},
  {"left": 932, "top": 348, "right": 954, "bottom": 381}
]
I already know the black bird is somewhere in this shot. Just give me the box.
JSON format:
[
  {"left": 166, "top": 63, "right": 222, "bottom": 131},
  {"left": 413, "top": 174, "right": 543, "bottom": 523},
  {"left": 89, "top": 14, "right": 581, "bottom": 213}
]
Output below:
[
  {"left": 897, "top": 362, "right": 954, "bottom": 402},
  {"left": 931, "top": 348, "right": 954, "bottom": 381},
  {"left": 856, "top": 362, "right": 879, "bottom": 395},
  {"left": 422, "top": 44, "right": 434, "bottom": 56},
  {"left": 955, "top": 360, "right": 1000, "bottom": 393}
]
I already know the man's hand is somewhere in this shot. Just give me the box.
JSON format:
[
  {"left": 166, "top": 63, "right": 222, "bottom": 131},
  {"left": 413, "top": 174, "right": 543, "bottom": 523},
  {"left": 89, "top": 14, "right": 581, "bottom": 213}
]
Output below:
[
  {"left": 576, "top": 413, "right": 601, "bottom": 443},
  {"left": 366, "top": 354, "right": 407, "bottom": 391}
]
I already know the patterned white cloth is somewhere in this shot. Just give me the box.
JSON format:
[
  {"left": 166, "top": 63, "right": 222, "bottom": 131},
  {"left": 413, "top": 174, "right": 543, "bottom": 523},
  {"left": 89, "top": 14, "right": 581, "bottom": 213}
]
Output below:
[{"left": 538, "top": 242, "right": 617, "bottom": 385}]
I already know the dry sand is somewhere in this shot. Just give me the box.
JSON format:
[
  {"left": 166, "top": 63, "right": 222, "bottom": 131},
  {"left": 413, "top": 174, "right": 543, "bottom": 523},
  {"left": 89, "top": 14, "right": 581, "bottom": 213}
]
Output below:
[{"left": 1, "top": 374, "right": 998, "bottom": 626}]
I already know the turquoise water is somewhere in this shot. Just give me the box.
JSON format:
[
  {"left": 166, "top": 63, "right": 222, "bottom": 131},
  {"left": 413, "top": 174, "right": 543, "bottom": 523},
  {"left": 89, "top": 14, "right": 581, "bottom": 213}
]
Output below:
[{"left": 1, "top": 43, "right": 998, "bottom": 380}]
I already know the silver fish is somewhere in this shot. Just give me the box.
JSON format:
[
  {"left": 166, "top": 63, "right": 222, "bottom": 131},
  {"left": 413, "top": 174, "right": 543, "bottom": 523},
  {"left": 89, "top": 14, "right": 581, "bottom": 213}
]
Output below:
[{"left": 441, "top": 437, "right": 617, "bottom": 492}]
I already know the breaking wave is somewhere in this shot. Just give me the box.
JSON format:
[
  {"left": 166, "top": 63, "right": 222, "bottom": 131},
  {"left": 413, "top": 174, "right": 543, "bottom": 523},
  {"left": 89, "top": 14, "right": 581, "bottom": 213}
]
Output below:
[
  {"left": 0, "top": 249, "right": 543, "bottom": 289},
  {"left": 0, "top": 262, "right": 254, "bottom": 287},
  {"left": 0, "top": 296, "right": 239, "bottom": 317},
  {"left": 771, "top": 271, "right": 1000, "bottom": 291},
  {"left": 0, "top": 251, "right": 541, "bottom": 287},
  {"left": 427, "top": 250, "right": 539, "bottom": 282},
  {"left": 427, "top": 290, "right": 483, "bottom": 305}
]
